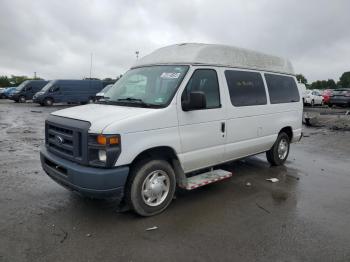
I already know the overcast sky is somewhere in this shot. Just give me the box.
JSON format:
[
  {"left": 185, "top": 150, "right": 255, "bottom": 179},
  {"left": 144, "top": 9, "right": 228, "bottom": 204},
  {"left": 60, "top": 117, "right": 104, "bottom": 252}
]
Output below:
[{"left": 0, "top": 0, "right": 349, "bottom": 82}]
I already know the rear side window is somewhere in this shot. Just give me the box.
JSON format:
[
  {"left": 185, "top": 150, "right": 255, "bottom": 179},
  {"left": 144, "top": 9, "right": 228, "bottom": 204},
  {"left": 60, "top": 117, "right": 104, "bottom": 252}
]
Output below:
[
  {"left": 224, "top": 70, "right": 267, "bottom": 107},
  {"left": 265, "top": 74, "right": 300, "bottom": 104}
]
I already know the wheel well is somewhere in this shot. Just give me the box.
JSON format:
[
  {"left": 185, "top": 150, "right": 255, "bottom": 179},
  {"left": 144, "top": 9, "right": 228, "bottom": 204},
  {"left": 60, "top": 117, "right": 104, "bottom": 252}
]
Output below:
[
  {"left": 131, "top": 146, "right": 179, "bottom": 167},
  {"left": 279, "top": 127, "right": 293, "bottom": 141},
  {"left": 130, "top": 146, "right": 185, "bottom": 186}
]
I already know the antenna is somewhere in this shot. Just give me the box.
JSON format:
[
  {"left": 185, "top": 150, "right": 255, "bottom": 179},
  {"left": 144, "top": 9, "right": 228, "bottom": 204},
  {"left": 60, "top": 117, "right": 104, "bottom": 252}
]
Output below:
[{"left": 89, "top": 52, "right": 93, "bottom": 79}]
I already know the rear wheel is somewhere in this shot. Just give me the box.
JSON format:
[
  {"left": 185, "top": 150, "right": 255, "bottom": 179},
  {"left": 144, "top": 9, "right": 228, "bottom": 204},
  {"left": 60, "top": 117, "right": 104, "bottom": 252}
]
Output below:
[
  {"left": 266, "top": 132, "right": 290, "bottom": 166},
  {"left": 126, "top": 159, "right": 176, "bottom": 216},
  {"left": 44, "top": 98, "right": 53, "bottom": 106},
  {"left": 19, "top": 96, "right": 26, "bottom": 103}
]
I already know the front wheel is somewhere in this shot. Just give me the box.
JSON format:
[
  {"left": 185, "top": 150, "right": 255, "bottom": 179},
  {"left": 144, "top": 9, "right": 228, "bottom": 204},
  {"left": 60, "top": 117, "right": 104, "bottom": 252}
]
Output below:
[
  {"left": 266, "top": 132, "right": 290, "bottom": 166},
  {"left": 126, "top": 159, "right": 176, "bottom": 216},
  {"left": 19, "top": 96, "right": 26, "bottom": 103},
  {"left": 44, "top": 98, "right": 53, "bottom": 106}
]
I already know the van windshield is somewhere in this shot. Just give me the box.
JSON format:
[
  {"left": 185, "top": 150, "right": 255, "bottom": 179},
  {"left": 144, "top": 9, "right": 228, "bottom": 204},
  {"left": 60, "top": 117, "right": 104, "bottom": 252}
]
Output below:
[
  {"left": 101, "top": 65, "right": 189, "bottom": 108},
  {"left": 41, "top": 82, "right": 55, "bottom": 92},
  {"left": 15, "top": 80, "right": 29, "bottom": 91}
]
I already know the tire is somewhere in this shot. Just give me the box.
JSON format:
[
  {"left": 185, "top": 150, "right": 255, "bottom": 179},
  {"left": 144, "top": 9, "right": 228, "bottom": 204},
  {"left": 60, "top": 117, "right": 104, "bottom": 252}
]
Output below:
[
  {"left": 88, "top": 97, "right": 95, "bottom": 103},
  {"left": 266, "top": 132, "right": 290, "bottom": 166},
  {"left": 126, "top": 159, "right": 176, "bottom": 216},
  {"left": 44, "top": 98, "right": 53, "bottom": 106},
  {"left": 328, "top": 103, "right": 333, "bottom": 108},
  {"left": 19, "top": 96, "right": 26, "bottom": 103}
]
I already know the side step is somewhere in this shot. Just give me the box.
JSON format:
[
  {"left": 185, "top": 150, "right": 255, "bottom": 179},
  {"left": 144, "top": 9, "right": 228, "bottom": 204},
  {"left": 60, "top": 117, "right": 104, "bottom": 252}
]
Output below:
[{"left": 184, "top": 169, "right": 232, "bottom": 190}]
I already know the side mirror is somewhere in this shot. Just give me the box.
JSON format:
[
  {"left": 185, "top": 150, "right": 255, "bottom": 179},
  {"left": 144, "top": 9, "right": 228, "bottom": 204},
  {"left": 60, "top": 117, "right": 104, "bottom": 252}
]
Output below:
[{"left": 182, "top": 91, "right": 206, "bottom": 111}]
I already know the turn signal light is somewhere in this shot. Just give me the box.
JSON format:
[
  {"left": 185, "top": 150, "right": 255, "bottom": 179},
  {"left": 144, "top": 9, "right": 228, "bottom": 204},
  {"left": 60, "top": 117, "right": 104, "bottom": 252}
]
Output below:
[{"left": 97, "top": 135, "right": 119, "bottom": 145}]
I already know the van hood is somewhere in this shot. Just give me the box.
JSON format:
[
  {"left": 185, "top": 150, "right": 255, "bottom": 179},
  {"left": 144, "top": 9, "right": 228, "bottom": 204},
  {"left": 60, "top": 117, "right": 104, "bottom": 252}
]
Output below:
[{"left": 51, "top": 104, "right": 156, "bottom": 133}]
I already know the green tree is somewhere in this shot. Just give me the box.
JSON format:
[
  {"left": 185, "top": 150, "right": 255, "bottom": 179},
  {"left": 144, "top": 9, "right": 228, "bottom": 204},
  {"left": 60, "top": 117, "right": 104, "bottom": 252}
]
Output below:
[
  {"left": 296, "top": 74, "right": 307, "bottom": 84},
  {"left": 9, "top": 75, "right": 29, "bottom": 86},
  {"left": 339, "top": 71, "right": 350, "bottom": 88},
  {"left": 326, "top": 79, "right": 337, "bottom": 89},
  {"left": 0, "top": 76, "right": 11, "bottom": 87},
  {"left": 310, "top": 79, "right": 337, "bottom": 89}
]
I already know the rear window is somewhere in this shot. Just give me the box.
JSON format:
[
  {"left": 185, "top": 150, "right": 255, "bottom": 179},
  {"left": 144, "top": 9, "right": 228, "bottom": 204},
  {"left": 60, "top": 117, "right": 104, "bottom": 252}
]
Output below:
[
  {"left": 224, "top": 70, "right": 267, "bottom": 107},
  {"left": 264, "top": 74, "right": 300, "bottom": 104},
  {"left": 333, "top": 90, "right": 350, "bottom": 95}
]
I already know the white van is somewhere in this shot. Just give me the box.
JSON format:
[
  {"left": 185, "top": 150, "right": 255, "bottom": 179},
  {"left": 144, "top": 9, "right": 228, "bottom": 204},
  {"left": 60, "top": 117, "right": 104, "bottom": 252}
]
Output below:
[{"left": 40, "top": 43, "right": 302, "bottom": 216}]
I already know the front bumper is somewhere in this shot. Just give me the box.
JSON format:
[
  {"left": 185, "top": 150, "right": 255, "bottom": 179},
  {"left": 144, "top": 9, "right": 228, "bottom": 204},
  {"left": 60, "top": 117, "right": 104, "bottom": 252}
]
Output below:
[
  {"left": 33, "top": 96, "right": 44, "bottom": 103},
  {"left": 10, "top": 93, "right": 20, "bottom": 100},
  {"left": 40, "top": 147, "right": 129, "bottom": 199}
]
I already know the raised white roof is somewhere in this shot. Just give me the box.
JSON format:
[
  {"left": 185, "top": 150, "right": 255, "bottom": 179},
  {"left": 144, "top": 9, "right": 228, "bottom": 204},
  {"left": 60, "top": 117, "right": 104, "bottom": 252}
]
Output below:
[{"left": 133, "top": 43, "right": 294, "bottom": 75}]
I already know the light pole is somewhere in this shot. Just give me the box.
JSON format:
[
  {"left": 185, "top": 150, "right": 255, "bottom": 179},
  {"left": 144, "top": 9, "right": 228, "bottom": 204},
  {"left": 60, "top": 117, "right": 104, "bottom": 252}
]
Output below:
[{"left": 89, "top": 53, "right": 93, "bottom": 79}]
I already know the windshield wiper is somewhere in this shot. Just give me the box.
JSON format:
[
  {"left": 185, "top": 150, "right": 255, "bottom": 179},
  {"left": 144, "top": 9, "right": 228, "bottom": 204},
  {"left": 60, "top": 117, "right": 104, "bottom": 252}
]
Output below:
[
  {"left": 117, "top": 97, "right": 161, "bottom": 108},
  {"left": 117, "top": 97, "right": 144, "bottom": 103}
]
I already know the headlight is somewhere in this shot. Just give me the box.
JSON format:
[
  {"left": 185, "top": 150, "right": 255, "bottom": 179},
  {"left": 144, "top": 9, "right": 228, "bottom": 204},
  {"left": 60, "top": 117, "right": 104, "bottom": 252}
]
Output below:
[
  {"left": 98, "top": 150, "right": 107, "bottom": 162},
  {"left": 88, "top": 134, "right": 121, "bottom": 168}
]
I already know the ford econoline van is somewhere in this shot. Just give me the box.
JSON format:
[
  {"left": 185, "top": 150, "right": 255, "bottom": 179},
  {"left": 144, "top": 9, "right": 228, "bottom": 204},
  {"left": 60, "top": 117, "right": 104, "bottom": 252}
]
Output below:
[
  {"left": 33, "top": 79, "right": 104, "bottom": 106},
  {"left": 10, "top": 80, "right": 48, "bottom": 103},
  {"left": 40, "top": 43, "right": 302, "bottom": 216}
]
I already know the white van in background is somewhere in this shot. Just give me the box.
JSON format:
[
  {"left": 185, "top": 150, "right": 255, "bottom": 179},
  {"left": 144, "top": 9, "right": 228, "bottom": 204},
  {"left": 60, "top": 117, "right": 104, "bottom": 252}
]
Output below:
[{"left": 40, "top": 43, "right": 303, "bottom": 216}]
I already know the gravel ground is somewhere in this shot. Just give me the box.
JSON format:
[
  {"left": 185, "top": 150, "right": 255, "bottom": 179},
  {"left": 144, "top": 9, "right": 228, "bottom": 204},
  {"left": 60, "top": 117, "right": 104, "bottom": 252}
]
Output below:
[{"left": 1, "top": 100, "right": 350, "bottom": 262}]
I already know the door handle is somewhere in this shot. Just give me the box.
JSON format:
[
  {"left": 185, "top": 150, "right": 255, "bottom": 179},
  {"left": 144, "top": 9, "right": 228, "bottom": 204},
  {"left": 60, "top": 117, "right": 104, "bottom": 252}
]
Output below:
[{"left": 221, "top": 122, "right": 225, "bottom": 133}]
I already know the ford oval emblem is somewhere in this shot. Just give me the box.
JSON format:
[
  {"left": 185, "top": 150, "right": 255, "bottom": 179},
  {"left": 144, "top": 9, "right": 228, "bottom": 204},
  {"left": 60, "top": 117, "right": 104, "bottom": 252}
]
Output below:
[{"left": 56, "top": 135, "right": 64, "bottom": 145}]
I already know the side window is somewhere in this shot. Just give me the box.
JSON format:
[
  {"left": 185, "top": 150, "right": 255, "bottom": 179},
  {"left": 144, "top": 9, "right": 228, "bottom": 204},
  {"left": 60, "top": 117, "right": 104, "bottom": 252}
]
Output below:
[
  {"left": 181, "top": 69, "right": 220, "bottom": 109},
  {"left": 50, "top": 85, "right": 59, "bottom": 92},
  {"left": 224, "top": 70, "right": 267, "bottom": 107},
  {"left": 265, "top": 74, "right": 300, "bottom": 104}
]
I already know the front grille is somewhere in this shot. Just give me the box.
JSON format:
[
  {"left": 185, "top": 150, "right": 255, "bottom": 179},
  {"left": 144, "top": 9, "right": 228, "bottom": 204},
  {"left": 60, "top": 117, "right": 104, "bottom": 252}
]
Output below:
[{"left": 45, "top": 115, "right": 90, "bottom": 165}]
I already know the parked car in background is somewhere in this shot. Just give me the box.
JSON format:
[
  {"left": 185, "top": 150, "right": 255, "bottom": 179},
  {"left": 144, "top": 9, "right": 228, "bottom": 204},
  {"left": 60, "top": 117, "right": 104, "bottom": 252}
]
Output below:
[
  {"left": 298, "top": 83, "right": 307, "bottom": 104},
  {"left": 304, "top": 89, "right": 323, "bottom": 106},
  {"left": 40, "top": 43, "right": 302, "bottom": 216},
  {"left": 0, "top": 87, "right": 8, "bottom": 99},
  {"left": 322, "top": 89, "right": 333, "bottom": 105},
  {"left": 95, "top": 84, "right": 114, "bottom": 100},
  {"left": 328, "top": 89, "right": 350, "bottom": 107},
  {"left": 1, "top": 87, "right": 17, "bottom": 99},
  {"left": 33, "top": 79, "right": 104, "bottom": 106},
  {"left": 10, "top": 80, "right": 48, "bottom": 103}
]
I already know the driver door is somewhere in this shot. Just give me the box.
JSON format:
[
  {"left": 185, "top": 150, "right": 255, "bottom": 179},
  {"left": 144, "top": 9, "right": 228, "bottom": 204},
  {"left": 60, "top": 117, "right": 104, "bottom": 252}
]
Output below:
[{"left": 177, "top": 68, "right": 226, "bottom": 173}]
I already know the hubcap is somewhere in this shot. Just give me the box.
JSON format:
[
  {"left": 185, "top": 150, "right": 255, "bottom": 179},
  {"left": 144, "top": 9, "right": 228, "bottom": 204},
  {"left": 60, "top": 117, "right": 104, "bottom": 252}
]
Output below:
[
  {"left": 278, "top": 138, "right": 289, "bottom": 160},
  {"left": 141, "top": 170, "right": 170, "bottom": 207}
]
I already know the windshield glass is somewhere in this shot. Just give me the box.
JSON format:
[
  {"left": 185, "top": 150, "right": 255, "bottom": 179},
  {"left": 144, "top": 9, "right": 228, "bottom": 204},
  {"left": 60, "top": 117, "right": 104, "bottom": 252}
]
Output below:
[
  {"left": 101, "top": 84, "right": 113, "bottom": 93},
  {"left": 103, "top": 65, "right": 189, "bottom": 108},
  {"left": 15, "top": 80, "right": 29, "bottom": 91},
  {"left": 333, "top": 89, "right": 349, "bottom": 95},
  {"left": 41, "top": 81, "right": 55, "bottom": 92}
]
